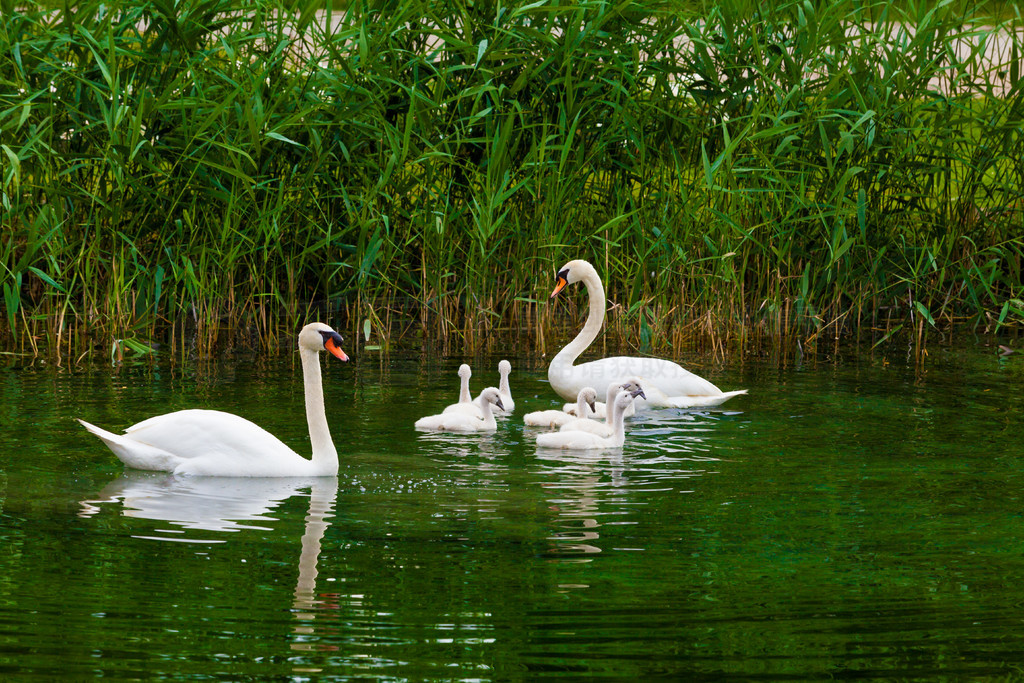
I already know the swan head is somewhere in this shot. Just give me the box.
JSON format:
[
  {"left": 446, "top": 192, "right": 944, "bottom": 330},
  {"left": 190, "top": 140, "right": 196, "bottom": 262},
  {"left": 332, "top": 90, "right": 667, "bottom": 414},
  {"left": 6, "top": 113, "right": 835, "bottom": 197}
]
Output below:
[
  {"left": 579, "top": 386, "right": 598, "bottom": 412},
  {"left": 550, "top": 259, "right": 597, "bottom": 298},
  {"left": 498, "top": 360, "right": 511, "bottom": 376},
  {"left": 299, "top": 322, "right": 349, "bottom": 361},
  {"left": 458, "top": 364, "right": 472, "bottom": 379},
  {"left": 479, "top": 387, "right": 505, "bottom": 411},
  {"left": 613, "top": 389, "right": 639, "bottom": 412},
  {"left": 618, "top": 380, "right": 646, "bottom": 401}
]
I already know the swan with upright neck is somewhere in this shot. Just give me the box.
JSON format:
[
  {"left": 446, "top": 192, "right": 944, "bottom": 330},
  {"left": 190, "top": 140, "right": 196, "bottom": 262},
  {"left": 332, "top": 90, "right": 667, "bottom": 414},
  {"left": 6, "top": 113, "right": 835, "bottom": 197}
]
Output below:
[
  {"left": 548, "top": 259, "right": 746, "bottom": 409},
  {"left": 535, "top": 387, "right": 644, "bottom": 450},
  {"left": 496, "top": 359, "right": 515, "bottom": 413},
  {"left": 443, "top": 364, "right": 483, "bottom": 417},
  {"left": 77, "top": 322, "right": 350, "bottom": 477}
]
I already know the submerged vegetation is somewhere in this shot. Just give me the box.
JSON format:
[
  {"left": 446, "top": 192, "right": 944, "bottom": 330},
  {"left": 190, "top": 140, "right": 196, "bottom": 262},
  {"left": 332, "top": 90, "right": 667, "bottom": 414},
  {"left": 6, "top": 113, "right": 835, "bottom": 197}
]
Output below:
[{"left": 2, "top": 0, "right": 1023, "bottom": 359}]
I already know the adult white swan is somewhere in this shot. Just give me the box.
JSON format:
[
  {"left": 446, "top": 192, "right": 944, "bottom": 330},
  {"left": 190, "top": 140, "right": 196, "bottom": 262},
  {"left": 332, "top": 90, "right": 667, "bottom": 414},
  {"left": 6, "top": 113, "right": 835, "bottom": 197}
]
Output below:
[
  {"left": 548, "top": 259, "right": 746, "bottom": 409},
  {"left": 77, "top": 322, "right": 350, "bottom": 477},
  {"left": 535, "top": 387, "right": 643, "bottom": 450}
]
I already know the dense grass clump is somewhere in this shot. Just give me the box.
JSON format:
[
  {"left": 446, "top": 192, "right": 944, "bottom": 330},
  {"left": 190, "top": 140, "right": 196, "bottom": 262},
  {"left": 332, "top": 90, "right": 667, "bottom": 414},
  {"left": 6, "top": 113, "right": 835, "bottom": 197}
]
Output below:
[{"left": 2, "top": 0, "right": 1023, "bottom": 358}]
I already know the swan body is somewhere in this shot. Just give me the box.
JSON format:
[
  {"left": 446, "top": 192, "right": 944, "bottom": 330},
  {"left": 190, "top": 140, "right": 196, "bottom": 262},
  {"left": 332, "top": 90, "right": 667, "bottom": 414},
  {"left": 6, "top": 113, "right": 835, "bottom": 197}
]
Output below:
[
  {"left": 536, "top": 388, "right": 642, "bottom": 450},
  {"left": 442, "top": 364, "right": 484, "bottom": 418},
  {"left": 559, "top": 380, "right": 643, "bottom": 436},
  {"left": 548, "top": 259, "right": 746, "bottom": 409},
  {"left": 523, "top": 387, "right": 597, "bottom": 428},
  {"left": 78, "top": 323, "right": 349, "bottom": 477},
  {"left": 415, "top": 387, "right": 505, "bottom": 432}
]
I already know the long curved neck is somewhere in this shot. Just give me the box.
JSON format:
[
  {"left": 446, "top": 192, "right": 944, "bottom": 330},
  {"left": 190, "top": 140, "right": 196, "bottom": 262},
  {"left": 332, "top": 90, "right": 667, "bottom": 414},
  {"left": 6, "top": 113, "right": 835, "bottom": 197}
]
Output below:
[
  {"left": 552, "top": 268, "right": 606, "bottom": 370},
  {"left": 300, "top": 348, "right": 338, "bottom": 473},
  {"left": 499, "top": 372, "right": 510, "bottom": 396},
  {"left": 478, "top": 399, "right": 498, "bottom": 429},
  {"left": 610, "top": 394, "right": 628, "bottom": 445},
  {"left": 576, "top": 392, "right": 591, "bottom": 418},
  {"left": 604, "top": 382, "right": 618, "bottom": 408},
  {"left": 459, "top": 373, "right": 471, "bottom": 403}
]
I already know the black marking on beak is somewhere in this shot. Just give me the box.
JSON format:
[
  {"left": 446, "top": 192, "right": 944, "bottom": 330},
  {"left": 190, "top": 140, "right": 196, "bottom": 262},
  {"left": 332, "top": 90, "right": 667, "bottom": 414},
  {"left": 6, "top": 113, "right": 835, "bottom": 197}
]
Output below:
[
  {"left": 550, "top": 269, "right": 570, "bottom": 299},
  {"left": 630, "top": 386, "right": 646, "bottom": 400},
  {"left": 318, "top": 330, "right": 344, "bottom": 348}
]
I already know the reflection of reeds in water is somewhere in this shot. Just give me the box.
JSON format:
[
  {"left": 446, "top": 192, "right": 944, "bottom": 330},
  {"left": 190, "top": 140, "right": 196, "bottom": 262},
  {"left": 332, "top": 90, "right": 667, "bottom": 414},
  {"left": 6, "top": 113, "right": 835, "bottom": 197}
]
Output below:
[{"left": 4, "top": 0, "right": 1023, "bottom": 359}]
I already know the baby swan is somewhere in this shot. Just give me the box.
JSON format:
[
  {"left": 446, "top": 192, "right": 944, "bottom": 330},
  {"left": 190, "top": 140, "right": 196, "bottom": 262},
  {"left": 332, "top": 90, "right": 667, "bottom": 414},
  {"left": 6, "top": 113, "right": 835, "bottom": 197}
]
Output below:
[
  {"left": 524, "top": 387, "right": 597, "bottom": 428},
  {"left": 536, "top": 387, "right": 644, "bottom": 450},
  {"left": 416, "top": 387, "right": 505, "bottom": 432},
  {"left": 559, "top": 380, "right": 644, "bottom": 437},
  {"left": 442, "top": 364, "right": 484, "bottom": 418},
  {"left": 496, "top": 360, "right": 515, "bottom": 413}
]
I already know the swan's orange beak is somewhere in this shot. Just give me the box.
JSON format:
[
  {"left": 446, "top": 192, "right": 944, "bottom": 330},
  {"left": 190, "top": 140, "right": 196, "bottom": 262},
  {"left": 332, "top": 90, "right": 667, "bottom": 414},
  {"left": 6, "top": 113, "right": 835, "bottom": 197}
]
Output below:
[
  {"left": 550, "top": 271, "right": 569, "bottom": 299},
  {"left": 325, "top": 337, "right": 349, "bottom": 361}
]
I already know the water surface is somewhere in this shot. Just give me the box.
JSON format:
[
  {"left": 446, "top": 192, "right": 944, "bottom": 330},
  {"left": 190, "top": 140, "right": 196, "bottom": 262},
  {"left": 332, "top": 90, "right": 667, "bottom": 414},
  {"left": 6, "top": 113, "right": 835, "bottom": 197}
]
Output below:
[{"left": 1, "top": 344, "right": 1023, "bottom": 680}]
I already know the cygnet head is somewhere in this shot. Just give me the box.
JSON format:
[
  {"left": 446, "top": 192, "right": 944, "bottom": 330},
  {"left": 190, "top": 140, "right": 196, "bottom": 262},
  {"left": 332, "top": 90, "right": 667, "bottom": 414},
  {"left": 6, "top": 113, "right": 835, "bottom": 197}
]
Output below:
[
  {"left": 298, "top": 322, "right": 349, "bottom": 361},
  {"left": 579, "top": 386, "right": 598, "bottom": 412},
  {"left": 479, "top": 387, "right": 505, "bottom": 411},
  {"left": 458, "top": 364, "right": 472, "bottom": 379},
  {"left": 498, "top": 359, "right": 511, "bottom": 376},
  {"left": 550, "top": 259, "right": 598, "bottom": 298},
  {"left": 614, "top": 389, "right": 638, "bottom": 412},
  {"left": 618, "top": 379, "right": 646, "bottom": 400}
]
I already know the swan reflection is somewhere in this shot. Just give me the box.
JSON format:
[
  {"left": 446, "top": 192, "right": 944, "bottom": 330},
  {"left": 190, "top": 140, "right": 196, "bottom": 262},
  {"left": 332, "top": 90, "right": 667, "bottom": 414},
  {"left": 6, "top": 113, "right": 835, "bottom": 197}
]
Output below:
[
  {"left": 79, "top": 472, "right": 335, "bottom": 536},
  {"left": 79, "top": 474, "right": 338, "bottom": 661}
]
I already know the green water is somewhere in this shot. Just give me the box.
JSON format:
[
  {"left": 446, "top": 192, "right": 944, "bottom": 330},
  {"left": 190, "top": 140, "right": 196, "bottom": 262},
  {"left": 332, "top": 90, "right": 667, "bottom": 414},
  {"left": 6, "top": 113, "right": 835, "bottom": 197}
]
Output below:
[{"left": 2, "top": 344, "right": 1023, "bottom": 680}]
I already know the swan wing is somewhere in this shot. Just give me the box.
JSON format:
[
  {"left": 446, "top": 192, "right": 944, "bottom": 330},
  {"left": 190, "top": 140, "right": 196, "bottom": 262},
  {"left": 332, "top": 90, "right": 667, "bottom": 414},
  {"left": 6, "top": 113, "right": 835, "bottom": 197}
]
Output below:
[
  {"left": 122, "top": 409, "right": 299, "bottom": 462},
  {"left": 523, "top": 409, "right": 573, "bottom": 428},
  {"left": 415, "top": 412, "right": 495, "bottom": 432},
  {"left": 442, "top": 402, "right": 485, "bottom": 418},
  {"left": 558, "top": 418, "right": 612, "bottom": 436},
  {"left": 78, "top": 419, "right": 185, "bottom": 472}
]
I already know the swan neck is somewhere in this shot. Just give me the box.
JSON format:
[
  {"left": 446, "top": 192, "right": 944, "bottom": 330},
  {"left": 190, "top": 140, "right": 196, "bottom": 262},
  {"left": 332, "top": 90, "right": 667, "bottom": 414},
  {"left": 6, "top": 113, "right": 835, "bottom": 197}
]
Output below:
[
  {"left": 553, "top": 268, "right": 605, "bottom": 368},
  {"left": 611, "top": 396, "right": 627, "bottom": 442},
  {"left": 301, "top": 348, "right": 338, "bottom": 472},
  {"left": 478, "top": 400, "right": 498, "bottom": 429},
  {"left": 459, "top": 374, "right": 471, "bottom": 403}
]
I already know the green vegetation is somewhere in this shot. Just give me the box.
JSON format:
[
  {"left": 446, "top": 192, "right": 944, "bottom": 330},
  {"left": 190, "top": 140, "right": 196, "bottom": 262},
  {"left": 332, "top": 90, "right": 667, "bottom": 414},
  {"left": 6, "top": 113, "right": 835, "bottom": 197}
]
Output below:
[{"left": 2, "top": 0, "right": 1023, "bottom": 358}]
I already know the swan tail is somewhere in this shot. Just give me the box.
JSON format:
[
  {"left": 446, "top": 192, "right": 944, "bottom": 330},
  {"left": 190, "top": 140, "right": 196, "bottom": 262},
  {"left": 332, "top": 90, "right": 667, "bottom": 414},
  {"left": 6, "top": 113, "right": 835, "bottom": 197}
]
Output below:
[
  {"left": 666, "top": 389, "right": 748, "bottom": 409},
  {"left": 77, "top": 419, "right": 184, "bottom": 472}
]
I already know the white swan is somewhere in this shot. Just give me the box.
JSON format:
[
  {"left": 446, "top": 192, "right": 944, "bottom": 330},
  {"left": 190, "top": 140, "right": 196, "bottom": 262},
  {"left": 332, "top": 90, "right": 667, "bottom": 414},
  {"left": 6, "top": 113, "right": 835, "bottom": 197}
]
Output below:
[
  {"left": 548, "top": 259, "right": 747, "bottom": 409},
  {"left": 77, "top": 322, "right": 350, "bottom": 477},
  {"left": 559, "top": 380, "right": 644, "bottom": 436},
  {"left": 523, "top": 387, "right": 597, "bottom": 428},
  {"left": 442, "top": 364, "right": 483, "bottom": 417},
  {"left": 536, "top": 387, "right": 642, "bottom": 450},
  {"left": 496, "top": 359, "right": 515, "bottom": 413},
  {"left": 415, "top": 387, "right": 505, "bottom": 432}
]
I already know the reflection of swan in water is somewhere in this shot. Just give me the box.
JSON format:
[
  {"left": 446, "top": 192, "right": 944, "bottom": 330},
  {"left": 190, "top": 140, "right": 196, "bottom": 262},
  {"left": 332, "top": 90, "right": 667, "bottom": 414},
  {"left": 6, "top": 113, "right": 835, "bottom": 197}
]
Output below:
[
  {"left": 80, "top": 473, "right": 337, "bottom": 656},
  {"left": 80, "top": 474, "right": 335, "bottom": 647},
  {"left": 78, "top": 472, "right": 333, "bottom": 534}
]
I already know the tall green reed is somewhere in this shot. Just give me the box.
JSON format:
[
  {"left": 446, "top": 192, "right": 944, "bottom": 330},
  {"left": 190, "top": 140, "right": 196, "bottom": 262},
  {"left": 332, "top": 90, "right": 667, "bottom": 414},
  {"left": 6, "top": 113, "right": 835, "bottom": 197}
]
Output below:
[{"left": 2, "top": 0, "right": 1022, "bottom": 358}]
